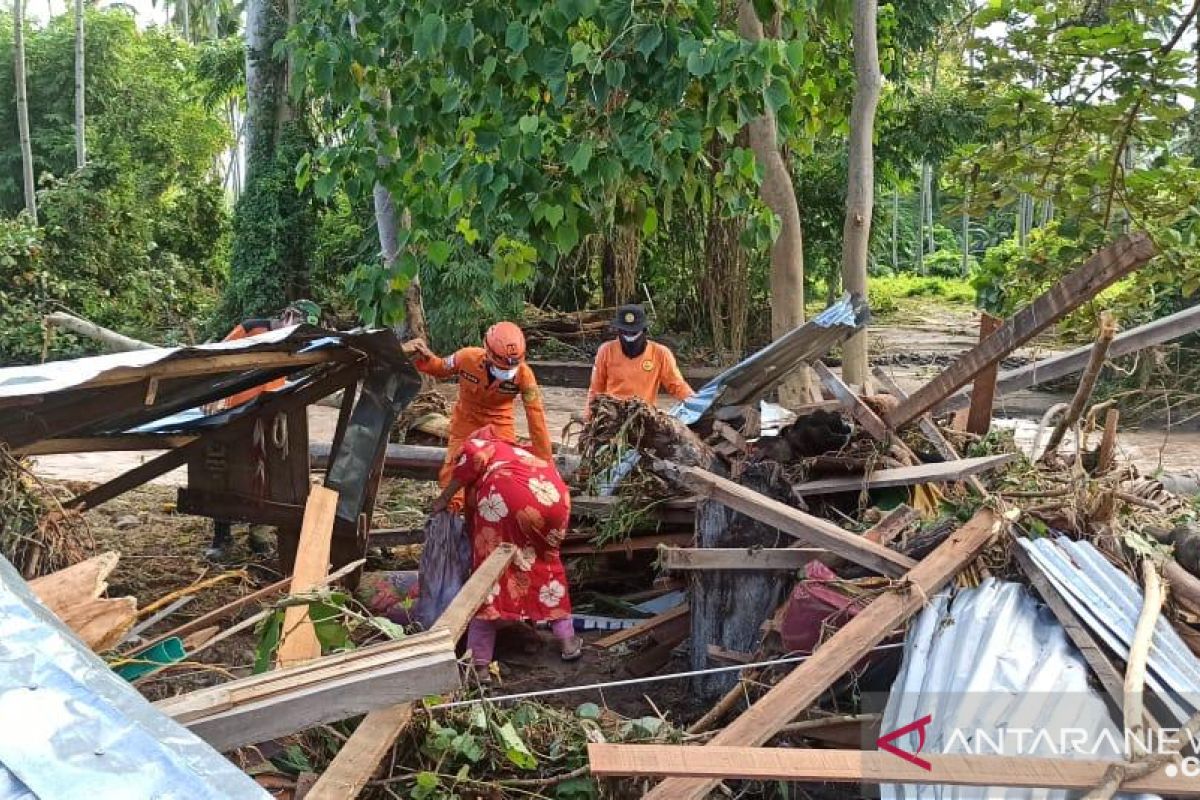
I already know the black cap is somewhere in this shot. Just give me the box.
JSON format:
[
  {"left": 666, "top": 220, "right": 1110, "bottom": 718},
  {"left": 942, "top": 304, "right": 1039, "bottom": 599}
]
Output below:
[{"left": 612, "top": 304, "right": 648, "bottom": 334}]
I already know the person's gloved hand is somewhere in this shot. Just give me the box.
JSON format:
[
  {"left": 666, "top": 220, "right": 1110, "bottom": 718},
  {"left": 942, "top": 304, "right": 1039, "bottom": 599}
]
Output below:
[{"left": 401, "top": 337, "right": 434, "bottom": 360}]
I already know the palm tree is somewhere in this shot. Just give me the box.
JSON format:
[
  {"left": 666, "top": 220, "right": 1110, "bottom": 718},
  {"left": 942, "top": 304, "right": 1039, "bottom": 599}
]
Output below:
[
  {"left": 74, "top": 0, "right": 85, "bottom": 169},
  {"left": 14, "top": 0, "right": 38, "bottom": 221}
]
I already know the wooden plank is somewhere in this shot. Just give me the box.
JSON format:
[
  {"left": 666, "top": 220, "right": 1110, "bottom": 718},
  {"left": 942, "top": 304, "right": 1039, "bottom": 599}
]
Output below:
[
  {"left": 888, "top": 233, "right": 1157, "bottom": 428},
  {"left": 81, "top": 350, "right": 339, "bottom": 390},
  {"left": 641, "top": 507, "right": 1003, "bottom": 799},
  {"left": 812, "top": 361, "right": 889, "bottom": 441},
  {"left": 594, "top": 604, "right": 690, "bottom": 649},
  {"left": 791, "top": 454, "right": 1015, "bottom": 497},
  {"left": 966, "top": 312, "right": 1003, "bottom": 435},
  {"left": 305, "top": 544, "right": 517, "bottom": 799},
  {"left": 325, "top": 381, "right": 359, "bottom": 478},
  {"left": 560, "top": 532, "right": 693, "bottom": 555},
  {"left": 870, "top": 368, "right": 958, "bottom": 462},
  {"left": 277, "top": 486, "right": 339, "bottom": 668},
  {"left": 17, "top": 434, "right": 197, "bottom": 455},
  {"left": 661, "top": 548, "right": 823, "bottom": 571},
  {"left": 672, "top": 464, "right": 916, "bottom": 578},
  {"left": 587, "top": 745, "right": 1200, "bottom": 794},
  {"left": 65, "top": 443, "right": 194, "bottom": 512},
  {"left": 940, "top": 302, "right": 1200, "bottom": 414},
  {"left": 157, "top": 628, "right": 457, "bottom": 752},
  {"left": 862, "top": 504, "right": 919, "bottom": 546}
]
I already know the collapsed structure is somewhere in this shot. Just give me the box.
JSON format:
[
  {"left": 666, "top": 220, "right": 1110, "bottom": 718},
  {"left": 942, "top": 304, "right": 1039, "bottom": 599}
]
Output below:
[{"left": 3, "top": 231, "right": 1200, "bottom": 797}]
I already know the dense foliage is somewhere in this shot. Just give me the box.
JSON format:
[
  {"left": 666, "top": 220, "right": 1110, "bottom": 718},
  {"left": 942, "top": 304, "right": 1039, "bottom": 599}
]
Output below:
[{"left": 0, "top": 10, "right": 230, "bottom": 362}]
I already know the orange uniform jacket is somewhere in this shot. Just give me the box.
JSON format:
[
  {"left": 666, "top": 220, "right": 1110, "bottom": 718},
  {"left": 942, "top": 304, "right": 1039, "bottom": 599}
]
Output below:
[
  {"left": 412, "top": 347, "right": 553, "bottom": 487},
  {"left": 219, "top": 321, "right": 285, "bottom": 410},
  {"left": 586, "top": 340, "right": 694, "bottom": 411}
]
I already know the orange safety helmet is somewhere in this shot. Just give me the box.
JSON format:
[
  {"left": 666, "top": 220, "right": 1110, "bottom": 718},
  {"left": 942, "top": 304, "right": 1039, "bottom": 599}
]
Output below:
[{"left": 484, "top": 321, "right": 527, "bottom": 368}]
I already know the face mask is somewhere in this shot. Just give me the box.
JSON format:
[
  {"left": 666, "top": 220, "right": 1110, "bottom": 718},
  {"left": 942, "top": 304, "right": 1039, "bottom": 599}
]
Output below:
[
  {"left": 490, "top": 364, "right": 519, "bottom": 382},
  {"left": 619, "top": 331, "right": 648, "bottom": 358}
]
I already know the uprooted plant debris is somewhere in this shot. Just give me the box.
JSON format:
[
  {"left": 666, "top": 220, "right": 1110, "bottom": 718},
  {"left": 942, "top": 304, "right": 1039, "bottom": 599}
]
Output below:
[{"left": 0, "top": 447, "right": 92, "bottom": 578}]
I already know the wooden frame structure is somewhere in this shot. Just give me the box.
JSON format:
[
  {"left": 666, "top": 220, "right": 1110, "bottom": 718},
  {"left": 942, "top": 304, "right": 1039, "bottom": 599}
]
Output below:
[{"left": 2, "top": 327, "right": 421, "bottom": 574}]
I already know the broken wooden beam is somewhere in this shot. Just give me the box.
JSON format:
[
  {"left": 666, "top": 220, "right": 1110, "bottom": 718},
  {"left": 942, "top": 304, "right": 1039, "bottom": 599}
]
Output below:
[
  {"left": 862, "top": 504, "right": 920, "bottom": 546},
  {"left": 560, "top": 532, "right": 693, "bottom": 556},
  {"left": 665, "top": 463, "right": 916, "bottom": 578},
  {"left": 812, "top": 361, "right": 890, "bottom": 441},
  {"left": 660, "top": 548, "right": 823, "bottom": 571},
  {"left": 16, "top": 434, "right": 198, "bottom": 456},
  {"left": 29, "top": 551, "right": 137, "bottom": 652},
  {"left": 940, "top": 301, "right": 1200, "bottom": 414},
  {"left": 156, "top": 628, "right": 457, "bottom": 752},
  {"left": 593, "top": 604, "right": 690, "bottom": 650},
  {"left": 304, "top": 545, "right": 516, "bottom": 799},
  {"left": 640, "top": 507, "right": 1003, "bottom": 799},
  {"left": 965, "top": 312, "right": 1003, "bottom": 435},
  {"left": 587, "top": 745, "right": 1199, "bottom": 794},
  {"left": 792, "top": 454, "right": 1015, "bottom": 497},
  {"left": 888, "top": 233, "right": 1156, "bottom": 428}
]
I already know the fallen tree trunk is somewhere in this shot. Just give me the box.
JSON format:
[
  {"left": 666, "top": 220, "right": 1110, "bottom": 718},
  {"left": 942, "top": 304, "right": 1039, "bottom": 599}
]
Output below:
[
  {"left": 43, "top": 311, "right": 155, "bottom": 352},
  {"left": 689, "top": 462, "right": 798, "bottom": 698}
]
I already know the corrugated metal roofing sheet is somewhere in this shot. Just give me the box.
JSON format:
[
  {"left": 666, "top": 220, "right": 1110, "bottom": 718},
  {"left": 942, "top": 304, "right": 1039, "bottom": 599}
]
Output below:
[
  {"left": 1018, "top": 536, "right": 1200, "bottom": 725},
  {"left": 881, "top": 579, "right": 1155, "bottom": 800},
  {"left": 0, "top": 557, "right": 268, "bottom": 799}
]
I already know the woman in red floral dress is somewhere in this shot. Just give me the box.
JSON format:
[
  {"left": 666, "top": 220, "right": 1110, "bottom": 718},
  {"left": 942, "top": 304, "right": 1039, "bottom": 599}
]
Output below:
[{"left": 431, "top": 425, "right": 582, "bottom": 667}]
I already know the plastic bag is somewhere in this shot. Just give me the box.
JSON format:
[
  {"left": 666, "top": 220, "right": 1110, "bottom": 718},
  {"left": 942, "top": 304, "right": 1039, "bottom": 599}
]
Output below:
[{"left": 414, "top": 511, "right": 472, "bottom": 629}]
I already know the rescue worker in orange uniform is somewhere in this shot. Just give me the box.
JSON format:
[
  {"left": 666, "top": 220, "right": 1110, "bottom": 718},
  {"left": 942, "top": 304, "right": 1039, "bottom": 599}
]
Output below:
[
  {"left": 586, "top": 304, "right": 695, "bottom": 415},
  {"left": 205, "top": 299, "right": 321, "bottom": 559},
  {"left": 403, "top": 322, "right": 552, "bottom": 510}
]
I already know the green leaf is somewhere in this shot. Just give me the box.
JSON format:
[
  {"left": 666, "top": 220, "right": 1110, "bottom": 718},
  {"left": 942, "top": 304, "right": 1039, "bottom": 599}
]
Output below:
[
  {"left": 506, "top": 22, "right": 530, "bottom": 53},
  {"left": 371, "top": 616, "right": 406, "bottom": 640},
  {"left": 253, "top": 610, "right": 283, "bottom": 674},
  {"left": 554, "top": 217, "right": 580, "bottom": 253},
  {"left": 570, "top": 41, "right": 593, "bottom": 66},
  {"left": 642, "top": 207, "right": 658, "bottom": 237},
  {"left": 414, "top": 13, "right": 447, "bottom": 58},
  {"left": 568, "top": 141, "right": 594, "bottom": 175},
  {"left": 314, "top": 172, "right": 337, "bottom": 200},
  {"left": 428, "top": 240, "right": 453, "bottom": 266},
  {"left": 519, "top": 114, "right": 540, "bottom": 133},
  {"left": 765, "top": 78, "right": 789, "bottom": 113},
  {"left": 540, "top": 203, "right": 565, "bottom": 227},
  {"left": 412, "top": 771, "right": 439, "bottom": 800},
  {"left": 635, "top": 26, "right": 663, "bottom": 58},
  {"left": 605, "top": 58, "right": 626, "bottom": 89},
  {"left": 495, "top": 721, "right": 539, "bottom": 770},
  {"left": 452, "top": 732, "right": 486, "bottom": 762},
  {"left": 785, "top": 40, "right": 805, "bottom": 69},
  {"left": 577, "top": 702, "right": 601, "bottom": 719}
]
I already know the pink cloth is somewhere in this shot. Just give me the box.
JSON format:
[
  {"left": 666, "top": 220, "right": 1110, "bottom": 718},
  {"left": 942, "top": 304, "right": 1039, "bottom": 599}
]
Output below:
[{"left": 467, "top": 618, "right": 575, "bottom": 665}]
